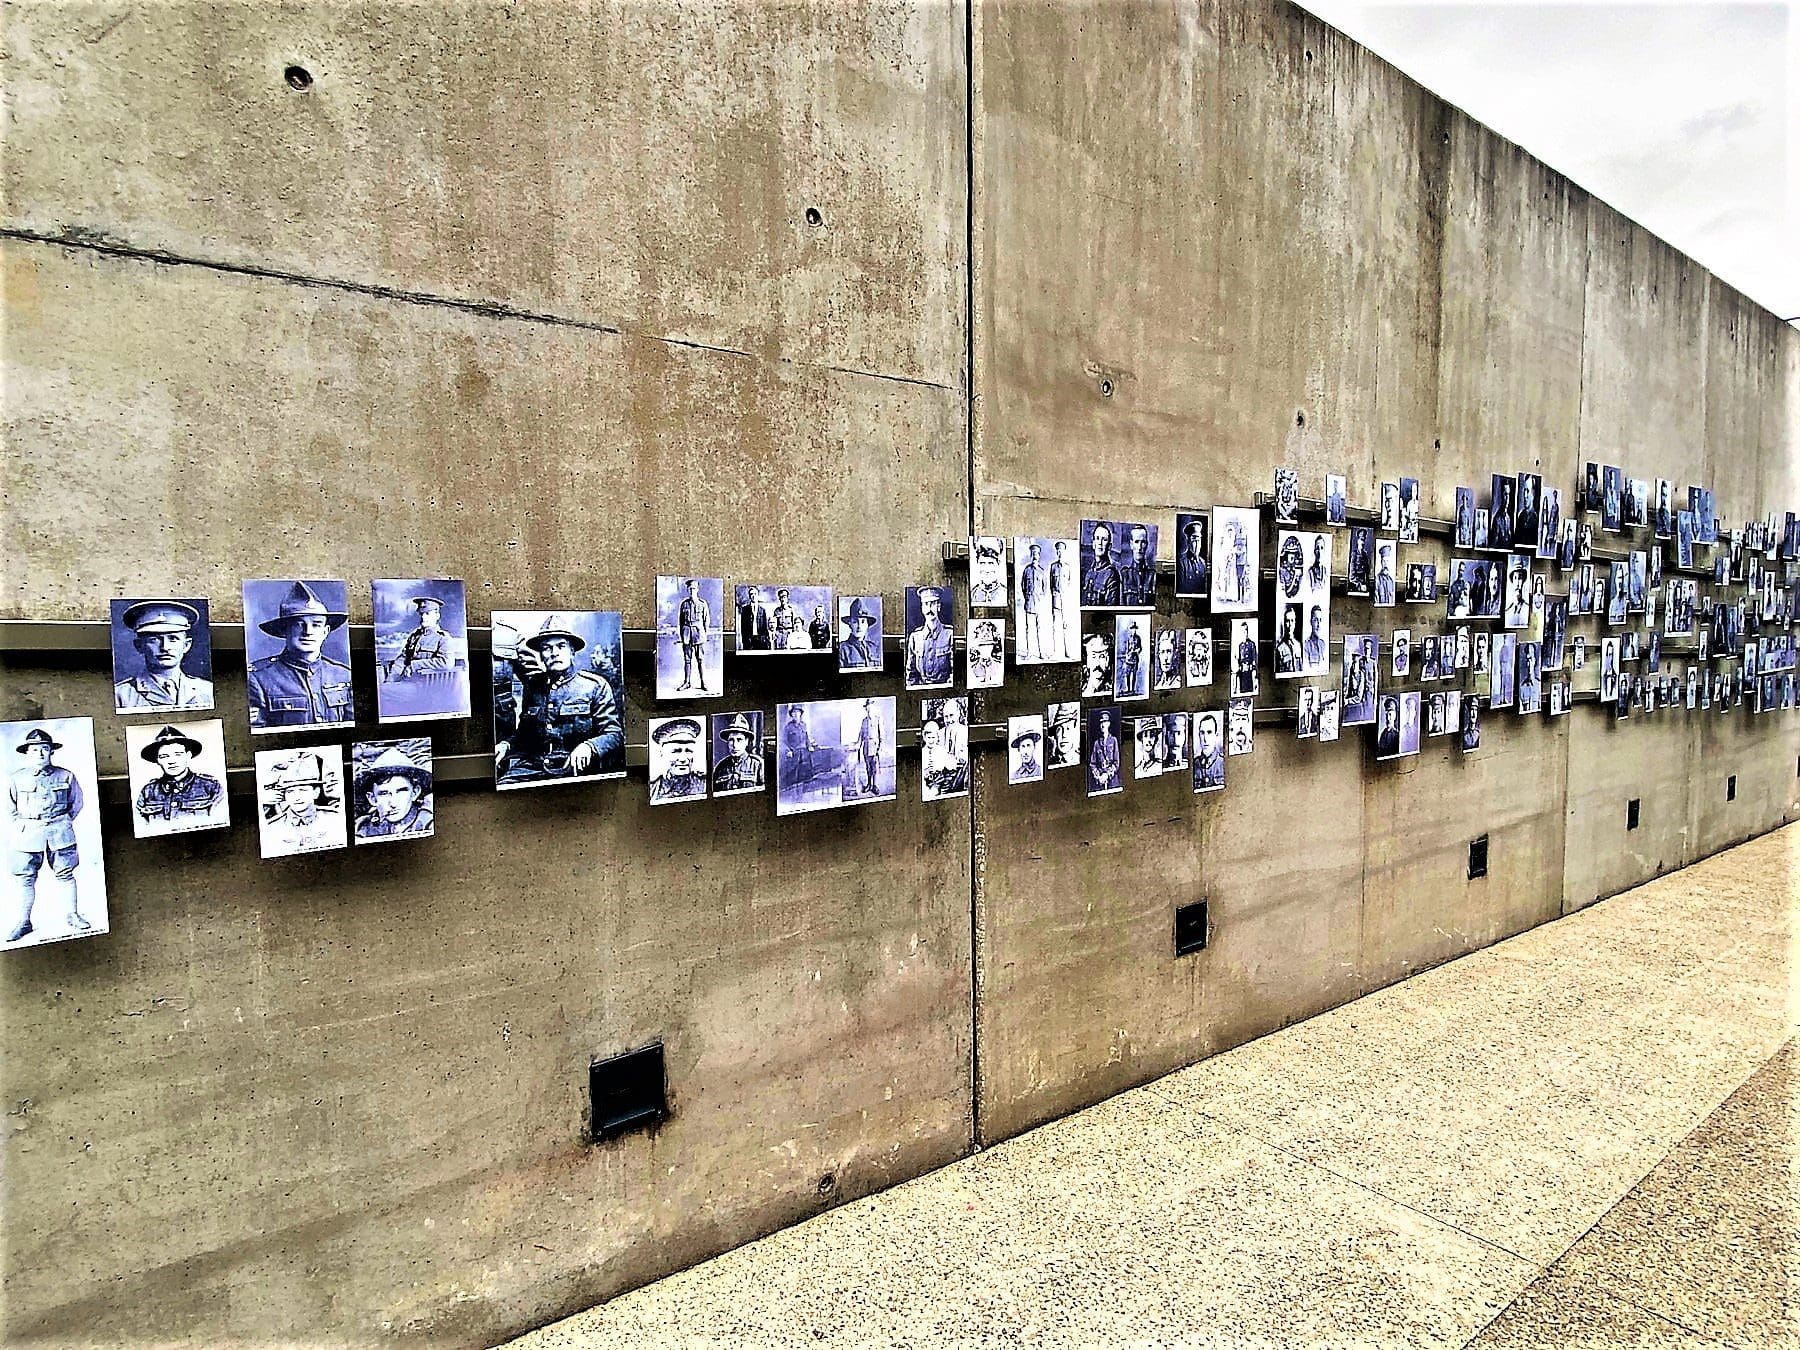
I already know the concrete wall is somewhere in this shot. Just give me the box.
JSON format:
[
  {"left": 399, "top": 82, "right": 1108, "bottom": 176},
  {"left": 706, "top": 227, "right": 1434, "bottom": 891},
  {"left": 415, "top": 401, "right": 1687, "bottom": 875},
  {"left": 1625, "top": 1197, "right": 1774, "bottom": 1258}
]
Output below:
[{"left": 3, "top": 0, "right": 1796, "bottom": 1341}]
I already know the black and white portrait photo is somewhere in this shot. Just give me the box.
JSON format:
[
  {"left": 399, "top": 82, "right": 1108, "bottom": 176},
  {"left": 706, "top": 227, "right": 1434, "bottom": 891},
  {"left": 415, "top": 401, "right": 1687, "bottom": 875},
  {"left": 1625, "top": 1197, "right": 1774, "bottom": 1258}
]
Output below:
[
  {"left": 1230, "top": 618, "right": 1260, "bottom": 696},
  {"left": 837, "top": 596, "right": 884, "bottom": 674},
  {"left": 1151, "top": 627, "right": 1185, "bottom": 692},
  {"left": 1572, "top": 636, "right": 1587, "bottom": 671},
  {"left": 1584, "top": 462, "right": 1601, "bottom": 514},
  {"left": 1374, "top": 541, "right": 1398, "bottom": 608},
  {"left": 1317, "top": 688, "right": 1341, "bottom": 743},
  {"left": 1474, "top": 507, "right": 1490, "bottom": 551},
  {"left": 1013, "top": 536, "right": 1079, "bottom": 664},
  {"left": 904, "top": 585, "right": 957, "bottom": 691},
  {"left": 1454, "top": 627, "right": 1472, "bottom": 671},
  {"left": 1607, "top": 562, "right": 1629, "bottom": 625},
  {"left": 1372, "top": 693, "right": 1410, "bottom": 760},
  {"left": 654, "top": 576, "right": 724, "bottom": 701},
  {"left": 1445, "top": 557, "right": 1501, "bottom": 620},
  {"left": 710, "top": 712, "right": 766, "bottom": 797},
  {"left": 351, "top": 738, "right": 435, "bottom": 842},
  {"left": 1346, "top": 525, "right": 1374, "bottom": 598},
  {"left": 1549, "top": 680, "right": 1572, "bottom": 716},
  {"left": 1114, "top": 615, "right": 1150, "bottom": 701},
  {"left": 1163, "top": 712, "right": 1190, "bottom": 771},
  {"left": 1276, "top": 530, "right": 1332, "bottom": 678},
  {"left": 1490, "top": 633, "right": 1518, "bottom": 710},
  {"left": 1424, "top": 691, "right": 1448, "bottom": 738},
  {"left": 1081, "top": 629, "right": 1115, "bottom": 698},
  {"left": 735, "top": 583, "right": 835, "bottom": 653},
  {"left": 967, "top": 618, "right": 1006, "bottom": 690},
  {"left": 1665, "top": 578, "right": 1698, "bottom": 636},
  {"left": 1341, "top": 633, "right": 1378, "bottom": 725},
  {"left": 491, "top": 611, "right": 626, "bottom": 790},
  {"left": 3, "top": 719, "right": 107, "bottom": 952},
  {"left": 920, "top": 697, "right": 970, "bottom": 802},
  {"left": 1133, "top": 716, "right": 1167, "bottom": 778},
  {"left": 1579, "top": 521, "right": 1595, "bottom": 563},
  {"left": 647, "top": 718, "right": 710, "bottom": 806},
  {"left": 1690, "top": 486, "right": 1717, "bottom": 543},
  {"left": 1473, "top": 630, "right": 1491, "bottom": 676},
  {"left": 1628, "top": 551, "right": 1648, "bottom": 613},
  {"left": 1210, "top": 507, "right": 1260, "bottom": 613},
  {"left": 1653, "top": 480, "right": 1674, "bottom": 539},
  {"left": 1602, "top": 465, "right": 1624, "bottom": 532},
  {"left": 1406, "top": 563, "right": 1437, "bottom": 604},
  {"left": 1455, "top": 487, "right": 1475, "bottom": 548},
  {"left": 1007, "top": 715, "right": 1045, "bottom": 785},
  {"left": 1516, "top": 642, "right": 1542, "bottom": 714},
  {"left": 1420, "top": 635, "right": 1441, "bottom": 681},
  {"left": 254, "top": 745, "right": 347, "bottom": 860},
  {"left": 1174, "top": 513, "right": 1211, "bottom": 601},
  {"left": 1502, "top": 556, "right": 1532, "bottom": 629},
  {"left": 374, "top": 579, "right": 471, "bottom": 722},
  {"left": 1625, "top": 478, "right": 1649, "bottom": 529},
  {"left": 1489, "top": 473, "right": 1516, "bottom": 551},
  {"left": 1274, "top": 467, "right": 1300, "bottom": 524},
  {"left": 1558, "top": 518, "right": 1578, "bottom": 570},
  {"left": 1086, "top": 707, "right": 1123, "bottom": 797},
  {"left": 1296, "top": 685, "right": 1318, "bottom": 739},
  {"left": 1046, "top": 702, "right": 1082, "bottom": 771},
  {"left": 1399, "top": 477, "right": 1420, "bottom": 544},
  {"left": 1379, "top": 481, "right": 1401, "bottom": 535},
  {"left": 1226, "top": 698, "right": 1254, "bottom": 757},
  {"left": 1080, "top": 518, "right": 1158, "bottom": 610},
  {"left": 1391, "top": 629, "right": 1411, "bottom": 678},
  {"left": 970, "top": 536, "right": 1008, "bottom": 608},
  {"left": 775, "top": 697, "right": 897, "bottom": 816},
  {"left": 1191, "top": 711, "right": 1226, "bottom": 792},
  {"left": 1542, "top": 597, "right": 1569, "bottom": 670},
  {"left": 1460, "top": 694, "right": 1482, "bottom": 751},
  {"left": 126, "top": 720, "right": 229, "bottom": 839},
  {"left": 1538, "top": 487, "right": 1562, "bottom": 560},
  {"left": 1325, "top": 475, "right": 1347, "bottom": 527},
  {"left": 1185, "top": 627, "right": 1214, "bottom": 686},
  {"left": 243, "top": 579, "right": 354, "bottom": 734},
  {"left": 110, "top": 598, "right": 214, "bottom": 714},
  {"left": 1514, "top": 472, "right": 1541, "bottom": 555}
]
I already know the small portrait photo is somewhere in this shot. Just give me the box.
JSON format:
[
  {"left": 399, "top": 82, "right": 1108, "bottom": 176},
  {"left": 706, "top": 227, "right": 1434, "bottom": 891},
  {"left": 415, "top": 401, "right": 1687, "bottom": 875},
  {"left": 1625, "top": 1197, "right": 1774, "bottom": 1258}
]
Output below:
[
  {"left": 375, "top": 579, "right": 471, "bottom": 722},
  {"left": 970, "top": 535, "right": 1009, "bottom": 607},
  {"left": 1133, "top": 716, "right": 1168, "bottom": 778},
  {"left": 1517, "top": 642, "right": 1542, "bottom": 714},
  {"left": 1226, "top": 698, "right": 1255, "bottom": 757},
  {"left": 1230, "top": 618, "right": 1260, "bottom": 696},
  {"left": 1210, "top": 507, "right": 1261, "bottom": 614},
  {"left": 1549, "top": 680, "right": 1572, "bottom": 716},
  {"left": 1151, "top": 626, "right": 1185, "bottom": 692},
  {"left": 1584, "top": 461, "right": 1602, "bottom": 513},
  {"left": 350, "top": 738, "right": 434, "bottom": 842},
  {"left": 1372, "top": 694, "right": 1404, "bottom": 760},
  {"left": 647, "top": 717, "right": 710, "bottom": 806},
  {"left": 1399, "top": 477, "right": 1420, "bottom": 544},
  {"left": 1163, "top": 712, "right": 1190, "bottom": 771},
  {"left": 1572, "top": 636, "right": 1587, "bottom": 670},
  {"left": 1489, "top": 473, "right": 1517, "bottom": 551},
  {"left": 1296, "top": 685, "right": 1318, "bottom": 739},
  {"left": 1405, "top": 563, "right": 1438, "bottom": 604},
  {"left": 491, "top": 611, "right": 627, "bottom": 790},
  {"left": 1274, "top": 467, "right": 1301, "bottom": 524},
  {"left": 1691, "top": 485, "right": 1717, "bottom": 543},
  {"left": 243, "top": 579, "right": 354, "bottom": 734},
  {"left": 1454, "top": 626, "right": 1472, "bottom": 671},
  {"left": 920, "top": 697, "right": 970, "bottom": 802},
  {"left": 1542, "top": 597, "right": 1569, "bottom": 670},
  {"left": 1528, "top": 573, "right": 1547, "bottom": 638},
  {"left": 710, "top": 712, "right": 766, "bottom": 797},
  {"left": 1346, "top": 525, "right": 1375, "bottom": 598},
  {"left": 654, "top": 576, "right": 724, "bottom": 701},
  {"left": 1607, "top": 562, "right": 1629, "bottom": 624},
  {"left": 1675, "top": 511, "right": 1696, "bottom": 569},
  {"left": 1379, "top": 481, "right": 1401, "bottom": 534},
  {"left": 1445, "top": 557, "right": 1501, "bottom": 620},
  {"left": 1558, "top": 518, "right": 1578, "bottom": 570},
  {"left": 1490, "top": 633, "right": 1518, "bottom": 709},
  {"left": 1502, "top": 555, "right": 1533, "bottom": 628},
  {"left": 1623, "top": 630, "right": 1641, "bottom": 663},
  {"left": 110, "top": 598, "right": 214, "bottom": 715},
  {"left": 1424, "top": 691, "right": 1448, "bottom": 738},
  {"left": 1391, "top": 629, "right": 1411, "bottom": 677},
  {"left": 967, "top": 617, "right": 1007, "bottom": 690},
  {"left": 1114, "top": 615, "right": 1151, "bottom": 701},
  {"left": 1046, "top": 702, "right": 1082, "bottom": 771},
  {"left": 903, "top": 585, "right": 958, "bottom": 691},
  {"left": 1628, "top": 552, "right": 1648, "bottom": 612},
  {"left": 1647, "top": 632, "right": 1662, "bottom": 673},
  {"left": 1373, "top": 541, "right": 1399, "bottom": 607},
  {"left": 1514, "top": 472, "right": 1542, "bottom": 554},
  {"left": 1081, "top": 628, "right": 1116, "bottom": 698},
  {"left": 1460, "top": 694, "right": 1482, "bottom": 751},
  {"left": 1191, "top": 711, "right": 1226, "bottom": 792},
  {"left": 255, "top": 745, "right": 348, "bottom": 860},
  {"left": 1324, "top": 474, "right": 1347, "bottom": 527},
  {"left": 1665, "top": 578, "right": 1697, "bottom": 636},
  {"left": 1420, "top": 635, "right": 1441, "bottom": 681},
  {"left": 1625, "top": 478, "right": 1649, "bottom": 529},
  {"left": 2, "top": 718, "right": 108, "bottom": 952},
  {"left": 1444, "top": 689, "right": 1464, "bottom": 734},
  {"left": 1473, "top": 630, "right": 1491, "bottom": 675},
  {"left": 1317, "top": 688, "right": 1341, "bottom": 743},
  {"left": 837, "top": 595, "right": 884, "bottom": 674},
  {"left": 1602, "top": 465, "right": 1624, "bottom": 532},
  {"left": 735, "top": 583, "right": 836, "bottom": 653},
  {"left": 1653, "top": 480, "right": 1674, "bottom": 539},
  {"left": 1340, "top": 633, "right": 1379, "bottom": 725},
  {"left": 1473, "top": 507, "right": 1490, "bottom": 551},
  {"left": 1007, "top": 715, "right": 1045, "bottom": 785},
  {"left": 1185, "top": 627, "right": 1215, "bottom": 686},
  {"left": 126, "top": 719, "right": 229, "bottom": 839},
  {"left": 776, "top": 697, "right": 897, "bottom": 816},
  {"left": 1454, "top": 487, "right": 1476, "bottom": 548},
  {"left": 1579, "top": 521, "right": 1595, "bottom": 561},
  {"left": 1013, "top": 536, "right": 1079, "bottom": 665},
  {"left": 1174, "top": 512, "right": 1211, "bottom": 600},
  {"left": 1086, "top": 707, "right": 1124, "bottom": 797},
  {"left": 1081, "top": 518, "right": 1159, "bottom": 610},
  {"left": 1537, "top": 486, "right": 1562, "bottom": 560}
]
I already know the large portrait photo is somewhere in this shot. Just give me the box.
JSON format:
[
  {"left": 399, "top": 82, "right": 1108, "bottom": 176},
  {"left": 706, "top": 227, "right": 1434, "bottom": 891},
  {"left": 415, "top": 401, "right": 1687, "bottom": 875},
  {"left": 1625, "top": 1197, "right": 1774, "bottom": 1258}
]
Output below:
[
  {"left": 243, "top": 579, "right": 355, "bottom": 734},
  {"left": 1274, "top": 530, "right": 1331, "bottom": 678},
  {"left": 1340, "top": 633, "right": 1378, "bottom": 726},
  {"left": 655, "top": 576, "right": 725, "bottom": 699},
  {"left": 647, "top": 717, "right": 710, "bottom": 806},
  {"left": 4, "top": 718, "right": 108, "bottom": 951},
  {"left": 373, "top": 578, "right": 471, "bottom": 723},
  {"left": 920, "top": 697, "right": 970, "bottom": 802},
  {"left": 1013, "top": 536, "right": 1079, "bottom": 664},
  {"left": 904, "top": 585, "right": 958, "bottom": 691},
  {"left": 1174, "top": 512, "right": 1211, "bottom": 600},
  {"left": 350, "top": 738, "right": 435, "bottom": 842},
  {"left": 735, "top": 583, "right": 835, "bottom": 653},
  {"left": 491, "top": 611, "right": 626, "bottom": 790},
  {"left": 110, "top": 598, "right": 214, "bottom": 714},
  {"left": 710, "top": 712, "right": 766, "bottom": 797},
  {"left": 776, "top": 697, "right": 897, "bottom": 816},
  {"left": 126, "top": 719, "right": 230, "bottom": 839},
  {"left": 1210, "top": 507, "right": 1260, "bottom": 613},
  {"left": 1081, "top": 518, "right": 1159, "bottom": 610}
]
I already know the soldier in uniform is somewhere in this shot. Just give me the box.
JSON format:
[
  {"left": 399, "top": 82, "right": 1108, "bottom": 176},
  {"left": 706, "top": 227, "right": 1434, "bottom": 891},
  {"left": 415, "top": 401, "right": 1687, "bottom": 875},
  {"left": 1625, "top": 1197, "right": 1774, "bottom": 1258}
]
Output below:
[
  {"left": 711, "top": 714, "right": 764, "bottom": 792},
  {"left": 837, "top": 598, "right": 882, "bottom": 671},
  {"left": 1119, "top": 525, "right": 1156, "bottom": 607},
  {"left": 494, "top": 617, "right": 624, "bottom": 784},
  {"left": 1009, "top": 724, "right": 1041, "bottom": 781},
  {"left": 904, "top": 587, "right": 955, "bottom": 689},
  {"left": 1192, "top": 713, "right": 1225, "bottom": 790},
  {"left": 649, "top": 718, "right": 708, "bottom": 804},
  {"left": 246, "top": 582, "right": 354, "bottom": 730},
  {"left": 1047, "top": 703, "right": 1080, "bottom": 770},
  {"left": 1050, "top": 540, "right": 1074, "bottom": 656},
  {"left": 6, "top": 728, "right": 91, "bottom": 942},
  {"left": 114, "top": 601, "right": 214, "bottom": 712},
  {"left": 781, "top": 706, "right": 816, "bottom": 786},
  {"left": 1019, "top": 542, "right": 1047, "bottom": 659},
  {"left": 261, "top": 751, "right": 343, "bottom": 853},
  {"left": 387, "top": 595, "right": 454, "bottom": 680},
  {"left": 1087, "top": 711, "right": 1121, "bottom": 793},
  {"left": 854, "top": 698, "right": 884, "bottom": 795},
  {"left": 770, "top": 588, "right": 805, "bottom": 650},
  {"left": 1081, "top": 522, "right": 1122, "bottom": 607},
  {"left": 134, "top": 724, "right": 225, "bottom": 827},
  {"left": 353, "top": 746, "right": 433, "bottom": 840},
  {"left": 676, "top": 579, "right": 711, "bottom": 692}
]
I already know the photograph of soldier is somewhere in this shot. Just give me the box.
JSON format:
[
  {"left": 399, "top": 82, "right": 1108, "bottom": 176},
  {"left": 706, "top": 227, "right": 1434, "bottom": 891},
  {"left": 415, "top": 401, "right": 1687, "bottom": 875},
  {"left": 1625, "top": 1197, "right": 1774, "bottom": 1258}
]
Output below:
[
  {"left": 1691, "top": 486, "right": 1717, "bottom": 543},
  {"left": 1007, "top": 715, "right": 1045, "bottom": 785},
  {"left": 1665, "top": 579, "right": 1697, "bottom": 636},
  {"left": 1296, "top": 685, "right": 1318, "bottom": 739},
  {"left": 1391, "top": 630, "right": 1411, "bottom": 677},
  {"left": 1210, "top": 507, "right": 1260, "bottom": 613},
  {"left": 1226, "top": 698, "right": 1254, "bottom": 756},
  {"left": 1445, "top": 558, "right": 1501, "bottom": 619},
  {"left": 1579, "top": 521, "right": 1595, "bottom": 562},
  {"left": 1455, "top": 487, "right": 1476, "bottom": 548},
  {"left": 1085, "top": 708, "right": 1123, "bottom": 797},
  {"left": 1572, "top": 636, "right": 1586, "bottom": 670},
  {"left": 1460, "top": 694, "right": 1483, "bottom": 751},
  {"left": 1151, "top": 627, "right": 1184, "bottom": 692},
  {"left": 1647, "top": 542, "right": 1663, "bottom": 591},
  {"left": 1046, "top": 702, "right": 1081, "bottom": 771},
  {"left": 645, "top": 718, "right": 709, "bottom": 806},
  {"left": 1625, "top": 478, "right": 1649, "bottom": 529},
  {"left": 243, "top": 579, "right": 354, "bottom": 734},
  {"left": 1405, "top": 563, "right": 1437, "bottom": 604},
  {"left": 1379, "top": 481, "right": 1401, "bottom": 534},
  {"left": 1517, "top": 642, "right": 1542, "bottom": 714},
  {"left": 1443, "top": 689, "right": 1464, "bottom": 734},
  {"left": 1602, "top": 465, "right": 1624, "bottom": 531},
  {"left": 902, "top": 585, "right": 957, "bottom": 691},
  {"left": 1163, "top": 712, "right": 1190, "bottom": 771},
  {"left": 1078, "top": 520, "right": 1121, "bottom": 610},
  {"left": 1274, "top": 606, "right": 1304, "bottom": 677},
  {"left": 1185, "top": 628, "right": 1214, "bottom": 687},
  {"left": 371, "top": 580, "right": 470, "bottom": 723},
  {"left": 1114, "top": 615, "right": 1149, "bottom": 701},
  {"left": 1489, "top": 473, "right": 1516, "bottom": 551},
  {"left": 1191, "top": 712, "right": 1226, "bottom": 792},
  {"left": 1653, "top": 480, "right": 1673, "bottom": 539},
  {"left": 1081, "top": 630, "right": 1115, "bottom": 698},
  {"left": 920, "top": 698, "right": 970, "bottom": 802},
  {"left": 653, "top": 576, "right": 724, "bottom": 700},
  {"left": 1346, "top": 525, "right": 1374, "bottom": 598},
  {"left": 1502, "top": 556, "right": 1532, "bottom": 629},
  {"left": 734, "top": 583, "right": 835, "bottom": 653},
  {"left": 125, "top": 719, "right": 228, "bottom": 839},
  {"left": 1230, "top": 618, "right": 1259, "bottom": 696},
  {"left": 349, "top": 739, "right": 434, "bottom": 842},
  {"left": 774, "top": 697, "right": 896, "bottom": 816},
  {"left": 1374, "top": 693, "right": 1420, "bottom": 760},
  {"left": 1548, "top": 680, "right": 1569, "bottom": 716},
  {"left": 1557, "top": 518, "right": 1577, "bottom": 570},
  {"left": 1455, "top": 627, "right": 1472, "bottom": 670},
  {"left": 1325, "top": 474, "right": 1347, "bottom": 527},
  {"left": 1628, "top": 551, "right": 1648, "bottom": 612},
  {"left": 709, "top": 712, "right": 766, "bottom": 797},
  {"left": 1584, "top": 462, "right": 1602, "bottom": 514},
  {"left": 1474, "top": 508, "right": 1490, "bottom": 550},
  {"left": 1341, "top": 634, "right": 1378, "bottom": 725},
  {"left": 1420, "top": 635, "right": 1441, "bottom": 681},
  {"left": 490, "top": 611, "right": 626, "bottom": 790},
  {"left": 1607, "top": 562, "right": 1630, "bottom": 625},
  {"left": 1399, "top": 477, "right": 1420, "bottom": 544},
  {"left": 837, "top": 596, "right": 884, "bottom": 674},
  {"left": 1174, "top": 513, "right": 1211, "bottom": 600},
  {"left": 1274, "top": 467, "right": 1300, "bottom": 524},
  {"left": 1474, "top": 630, "right": 1491, "bottom": 676},
  {"left": 1542, "top": 597, "right": 1569, "bottom": 670},
  {"left": 110, "top": 598, "right": 214, "bottom": 714},
  {"left": 4, "top": 719, "right": 106, "bottom": 950},
  {"left": 1374, "top": 542, "right": 1398, "bottom": 607},
  {"left": 1424, "top": 691, "right": 1447, "bottom": 738},
  {"left": 1317, "top": 688, "right": 1342, "bottom": 743},
  {"left": 1514, "top": 472, "right": 1541, "bottom": 554},
  {"left": 1535, "top": 485, "right": 1561, "bottom": 562},
  {"left": 1490, "top": 633, "right": 1518, "bottom": 709},
  {"left": 254, "top": 745, "right": 347, "bottom": 860},
  {"left": 1012, "top": 536, "right": 1077, "bottom": 664},
  {"left": 970, "top": 536, "right": 1008, "bottom": 607},
  {"left": 966, "top": 618, "right": 1005, "bottom": 690},
  {"left": 1133, "top": 716, "right": 1167, "bottom": 778}
]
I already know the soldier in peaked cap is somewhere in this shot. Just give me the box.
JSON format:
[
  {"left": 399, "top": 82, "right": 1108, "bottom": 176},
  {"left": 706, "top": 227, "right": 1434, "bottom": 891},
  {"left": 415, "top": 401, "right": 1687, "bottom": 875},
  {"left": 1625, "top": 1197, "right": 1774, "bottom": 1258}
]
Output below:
[
  {"left": 904, "top": 587, "right": 954, "bottom": 688},
  {"left": 7, "top": 727, "right": 92, "bottom": 943},
  {"left": 649, "top": 718, "right": 708, "bottom": 804},
  {"left": 354, "top": 746, "right": 434, "bottom": 839},
  {"left": 710, "top": 714, "right": 764, "bottom": 793},
  {"left": 494, "top": 615, "right": 624, "bottom": 784},
  {"left": 675, "top": 579, "right": 712, "bottom": 693},
  {"left": 837, "top": 598, "right": 881, "bottom": 671},
  {"left": 134, "top": 724, "right": 225, "bottom": 826},
  {"left": 246, "top": 582, "right": 354, "bottom": 730},
  {"left": 115, "top": 600, "right": 214, "bottom": 712},
  {"left": 387, "top": 595, "right": 454, "bottom": 680}
]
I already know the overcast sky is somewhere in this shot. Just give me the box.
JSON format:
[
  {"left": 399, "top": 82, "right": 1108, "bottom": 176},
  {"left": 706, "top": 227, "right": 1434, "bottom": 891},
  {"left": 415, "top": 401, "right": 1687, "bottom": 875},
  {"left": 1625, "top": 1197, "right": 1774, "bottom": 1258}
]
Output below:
[{"left": 1298, "top": 1, "right": 1797, "bottom": 320}]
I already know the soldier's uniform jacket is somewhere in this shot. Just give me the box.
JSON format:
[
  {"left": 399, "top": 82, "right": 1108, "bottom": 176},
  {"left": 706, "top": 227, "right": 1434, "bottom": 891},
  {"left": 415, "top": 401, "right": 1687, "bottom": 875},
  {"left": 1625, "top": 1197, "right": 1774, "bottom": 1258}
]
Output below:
[
  {"left": 772, "top": 604, "right": 804, "bottom": 647},
  {"left": 1050, "top": 559, "right": 1071, "bottom": 605},
  {"left": 1088, "top": 734, "right": 1120, "bottom": 789},
  {"left": 9, "top": 765, "right": 82, "bottom": 852},
  {"left": 1118, "top": 559, "right": 1155, "bottom": 607},
  {"left": 678, "top": 597, "right": 710, "bottom": 645},
  {"left": 838, "top": 635, "right": 879, "bottom": 669},
  {"left": 649, "top": 770, "right": 708, "bottom": 804},
  {"left": 114, "top": 671, "right": 215, "bottom": 712},
  {"left": 356, "top": 804, "right": 433, "bottom": 838},
  {"left": 136, "top": 771, "right": 224, "bottom": 822},
  {"left": 1021, "top": 561, "right": 1045, "bottom": 610},
  {"left": 247, "top": 653, "right": 354, "bottom": 728},
  {"left": 398, "top": 627, "right": 453, "bottom": 674},
  {"left": 905, "top": 623, "right": 954, "bottom": 687},
  {"left": 711, "top": 752, "right": 764, "bottom": 791},
  {"left": 506, "top": 669, "right": 623, "bottom": 775},
  {"left": 1082, "top": 557, "right": 1121, "bottom": 607}
]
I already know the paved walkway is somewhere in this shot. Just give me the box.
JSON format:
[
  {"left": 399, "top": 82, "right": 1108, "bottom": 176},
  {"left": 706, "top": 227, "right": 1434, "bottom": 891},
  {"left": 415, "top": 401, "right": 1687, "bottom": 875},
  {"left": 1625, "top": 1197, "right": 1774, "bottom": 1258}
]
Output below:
[{"left": 515, "top": 828, "right": 1798, "bottom": 1348}]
